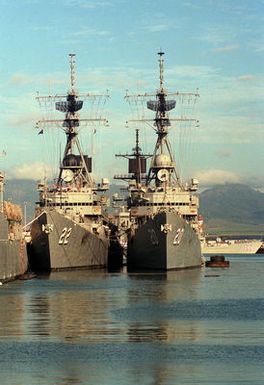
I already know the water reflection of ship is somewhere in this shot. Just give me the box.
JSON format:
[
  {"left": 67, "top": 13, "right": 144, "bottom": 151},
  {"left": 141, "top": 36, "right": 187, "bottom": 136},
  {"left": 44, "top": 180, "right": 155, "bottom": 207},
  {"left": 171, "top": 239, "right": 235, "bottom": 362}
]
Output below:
[
  {"left": 21, "top": 268, "right": 202, "bottom": 345},
  {"left": 27, "top": 54, "right": 122, "bottom": 272},
  {"left": 114, "top": 52, "right": 202, "bottom": 270},
  {"left": 127, "top": 269, "right": 202, "bottom": 301},
  {"left": 1, "top": 270, "right": 205, "bottom": 385},
  {"left": 24, "top": 271, "right": 113, "bottom": 342},
  {"left": 0, "top": 293, "right": 25, "bottom": 338},
  {"left": 126, "top": 269, "right": 202, "bottom": 343},
  {"left": 28, "top": 294, "right": 51, "bottom": 338}
]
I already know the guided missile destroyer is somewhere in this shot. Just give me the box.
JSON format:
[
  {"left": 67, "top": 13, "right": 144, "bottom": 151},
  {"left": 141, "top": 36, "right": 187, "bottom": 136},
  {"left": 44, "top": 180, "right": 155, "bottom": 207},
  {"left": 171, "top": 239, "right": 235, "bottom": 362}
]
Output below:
[
  {"left": 115, "top": 52, "right": 202, "bottom": 270},
  {"left": 27, "top": 54, "right": 116, "bottom": 272}
]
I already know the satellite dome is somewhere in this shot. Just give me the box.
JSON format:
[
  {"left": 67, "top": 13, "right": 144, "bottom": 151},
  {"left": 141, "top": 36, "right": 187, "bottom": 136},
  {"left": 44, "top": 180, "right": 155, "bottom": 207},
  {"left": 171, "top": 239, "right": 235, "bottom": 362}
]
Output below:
[{"left": 154, "top": 154, "right": 171, "bottom": 167}]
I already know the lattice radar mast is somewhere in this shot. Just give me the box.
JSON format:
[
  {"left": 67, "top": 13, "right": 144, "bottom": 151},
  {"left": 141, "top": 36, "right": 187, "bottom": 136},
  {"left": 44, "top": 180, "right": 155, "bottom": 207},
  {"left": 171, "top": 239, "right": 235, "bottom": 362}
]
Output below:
[
  {"left": 125, "top": 51, "right": 199, "bottom": 189},
  {"left": 35, "top": 54, "right": 109, "bottom": 187}
]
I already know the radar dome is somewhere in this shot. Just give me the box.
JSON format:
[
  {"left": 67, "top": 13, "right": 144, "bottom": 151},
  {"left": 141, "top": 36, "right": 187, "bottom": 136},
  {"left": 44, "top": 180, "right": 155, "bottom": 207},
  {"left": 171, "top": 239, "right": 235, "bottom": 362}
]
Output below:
[{"left": 154, "top": 154, "right": 171, "bottom": 167}]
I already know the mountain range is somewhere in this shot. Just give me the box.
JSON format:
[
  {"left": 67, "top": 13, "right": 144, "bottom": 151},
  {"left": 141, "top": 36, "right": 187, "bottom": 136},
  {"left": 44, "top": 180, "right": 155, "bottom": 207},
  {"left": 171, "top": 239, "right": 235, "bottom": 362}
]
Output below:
[
  {"left": 199, "top": 183, "right": 264, "bottom": 235},
  {"left": 3, "top": 180, "right": 264, "bottom": 236}
]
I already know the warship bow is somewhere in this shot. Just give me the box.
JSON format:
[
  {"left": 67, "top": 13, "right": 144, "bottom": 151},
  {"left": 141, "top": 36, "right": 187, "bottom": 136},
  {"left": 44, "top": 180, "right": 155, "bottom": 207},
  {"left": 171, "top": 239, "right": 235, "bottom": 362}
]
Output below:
[
  {"left": 27, "top": 54, "right": 118, "bottom": 272},
  {"left": 115, "top": 52, "right": 202, "bottom": 270}
]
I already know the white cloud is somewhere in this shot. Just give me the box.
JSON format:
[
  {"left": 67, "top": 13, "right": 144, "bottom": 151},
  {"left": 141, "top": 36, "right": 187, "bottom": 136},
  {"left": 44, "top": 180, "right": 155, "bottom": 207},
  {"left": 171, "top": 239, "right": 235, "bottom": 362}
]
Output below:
[
  {"left": 6, "top": 112, "right": 39, "bottom": 128},
  {"left": 140, "top": 13, "right": 181, "bottom": 34},
  {"left": 213, "top": 45, "right": 239, "bottom": 53},
  {"left": 31, "top": 25, "right": 55, "bottom": 32},
  {"left": 215, "top": 150, "right": 232, "bottom": 158},
  {"left": 66, "top": 0, "right": 113, "bottom": 8},
  {"left": 142, "top": 24, "right": 170, "bottom": 33},
  {"left": 166, "top": 65, "right": 217, "bottom": 80},
  {"left": 8, "top": 73, "right": 33, "bottom": 86},
  {"left": 79, "top": 1, "right": 112, "bottom": 8},
  {"left": 248, "top": 36, "right": 264, "bottom": 52},
  {"left": 73, "top": 28, "right": 110, "bottom": 37},
  {"left": 183, "top": 1, "right": 201, "bottom": 9},
  {"left": 198, "top": 25, "right": 237, "bottom": 45},
  {"left": 237, "top": 74, "right": 255, "bottom": 82},
  {"left": 194, "top": 169, "right": 242, "bottom": 187},
  {"left": 10, "top": 162, "right": 53, "bottom": 180},
  {"left": 2, "top": 62, "right": 263, "bottom": 152}
]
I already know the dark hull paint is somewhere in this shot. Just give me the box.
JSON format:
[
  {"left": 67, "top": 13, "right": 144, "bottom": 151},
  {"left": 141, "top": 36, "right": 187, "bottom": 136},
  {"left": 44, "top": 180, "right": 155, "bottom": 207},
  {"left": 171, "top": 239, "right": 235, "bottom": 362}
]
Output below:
[
  {"left": 127, "top": 211, "right": 202, "bottom": 270},
  {"left": 28, "top": 210, "right": 109, "bottom": 272}
]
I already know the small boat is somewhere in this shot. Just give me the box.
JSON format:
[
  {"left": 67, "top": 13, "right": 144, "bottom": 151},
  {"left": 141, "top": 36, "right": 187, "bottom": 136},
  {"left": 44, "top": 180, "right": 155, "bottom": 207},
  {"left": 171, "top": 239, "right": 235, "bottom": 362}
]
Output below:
[
  {"left": 18, "top": 272, "right": 37, "bottom": 280},
  {"left": 201, "top": 237, "right": 262, "bottom": 255},
  {"left": 205, "top": 255, "right": 230, "bottom": 267}
]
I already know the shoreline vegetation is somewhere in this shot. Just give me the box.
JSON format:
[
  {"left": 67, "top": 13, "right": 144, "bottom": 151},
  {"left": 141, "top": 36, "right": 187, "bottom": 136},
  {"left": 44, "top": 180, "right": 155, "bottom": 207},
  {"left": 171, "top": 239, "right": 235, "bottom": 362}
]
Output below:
[{"left": 203, "top": 219, "right": 264, "bottom": 237}]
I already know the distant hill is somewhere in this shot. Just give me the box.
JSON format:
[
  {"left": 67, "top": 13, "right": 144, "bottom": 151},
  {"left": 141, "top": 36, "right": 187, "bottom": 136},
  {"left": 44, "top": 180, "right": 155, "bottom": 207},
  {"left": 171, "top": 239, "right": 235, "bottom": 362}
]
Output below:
[
  {"left": 3, "top": 180, "right": 264, "bottom": 236},
  {"left": 3, "top": 179, "right": 126, "bottom": 222},
  {"left": 4, "top": 179, "right": 38, "bottom": 222},
  {"left": 200, "top": 183, "right": 264, "bottom": 236}
]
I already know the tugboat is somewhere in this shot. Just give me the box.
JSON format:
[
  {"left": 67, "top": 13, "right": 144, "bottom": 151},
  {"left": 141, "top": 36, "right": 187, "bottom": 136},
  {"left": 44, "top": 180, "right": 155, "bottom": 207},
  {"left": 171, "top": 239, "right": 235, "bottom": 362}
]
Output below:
[
  {"left": 115, "top": 52, "right": 202, "bottom": 270},
  {"left": 0, "top": 171, "right": 27, "bottom": 282},
  {"left": 27, "top": 54, "right": 118, "bottom": 272},
  {"left": 205, "top": 255, "right": 230, "bottom": 268}
]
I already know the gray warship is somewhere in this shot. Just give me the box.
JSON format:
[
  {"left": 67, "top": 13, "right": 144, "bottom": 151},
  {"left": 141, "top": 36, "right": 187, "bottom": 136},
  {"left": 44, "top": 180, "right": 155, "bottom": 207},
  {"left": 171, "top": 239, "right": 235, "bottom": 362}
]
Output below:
[
  {"left": 0, "top": 171, "right": 28, "bottom": 282},
  {"left": 115, "top": 52, "right": 202, "bottom": 270},
  {"left": 27, "top": 54, "right": 118, "bottom": 272}
]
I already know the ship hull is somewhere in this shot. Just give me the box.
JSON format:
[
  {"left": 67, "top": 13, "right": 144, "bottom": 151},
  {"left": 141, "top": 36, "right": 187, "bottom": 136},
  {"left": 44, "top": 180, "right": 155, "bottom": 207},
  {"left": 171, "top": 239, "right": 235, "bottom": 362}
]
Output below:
[
  {"left": 0, "top": 214, "right": 27, "bottom": 282},
  {"left": 127, "top": 211, "right": 202, "bottom": 270},
  {"left": 28, "top": 210, "right": 109, "bottom": 272},
  {"left": 202, "top": 240, "right": 262, "bottom": 255}
]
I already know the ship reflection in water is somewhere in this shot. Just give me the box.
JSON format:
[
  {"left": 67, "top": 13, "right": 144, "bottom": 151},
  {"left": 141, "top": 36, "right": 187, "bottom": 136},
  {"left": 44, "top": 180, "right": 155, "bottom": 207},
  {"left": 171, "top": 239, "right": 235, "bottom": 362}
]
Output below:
[{"left": 1, "top": 256, "right": 264, "bottom": 385}]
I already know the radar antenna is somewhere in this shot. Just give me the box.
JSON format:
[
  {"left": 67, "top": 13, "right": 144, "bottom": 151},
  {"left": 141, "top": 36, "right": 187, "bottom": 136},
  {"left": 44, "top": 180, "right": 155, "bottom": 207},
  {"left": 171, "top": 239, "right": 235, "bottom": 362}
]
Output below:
[
  {"left": 125, "top": 51, "right": 199, "bottom": 189},
  {"left": 35, "top": 54, "right": 109, "bottom": 188}
]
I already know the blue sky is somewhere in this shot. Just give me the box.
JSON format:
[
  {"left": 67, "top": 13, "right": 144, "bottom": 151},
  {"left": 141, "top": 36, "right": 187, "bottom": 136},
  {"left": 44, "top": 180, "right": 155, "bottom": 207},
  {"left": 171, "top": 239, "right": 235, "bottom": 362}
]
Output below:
[{"left": 0, "top": 0, "right": 263, "bottom": 188}]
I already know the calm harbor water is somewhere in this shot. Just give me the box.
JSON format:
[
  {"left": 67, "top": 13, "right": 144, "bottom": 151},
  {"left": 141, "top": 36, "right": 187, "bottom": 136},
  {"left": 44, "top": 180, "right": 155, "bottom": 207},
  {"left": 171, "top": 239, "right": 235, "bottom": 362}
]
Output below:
[{"left": 0, "top": 255, "right": 264, "bottom": 385}]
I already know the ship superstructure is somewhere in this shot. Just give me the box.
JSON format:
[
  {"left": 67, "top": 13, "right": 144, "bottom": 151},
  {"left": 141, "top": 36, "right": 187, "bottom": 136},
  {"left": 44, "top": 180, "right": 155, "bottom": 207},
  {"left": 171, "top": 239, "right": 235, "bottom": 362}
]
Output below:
[
  {"left": 0, "top": 171, "right": 27, "bottom": 281},
  {"left": 115, "top": 52, "right": 202, "bottom": 270},
  {"left": 201, "top": 237, "right": 262, "bottom": 254},
  {"left": 28, "top": 54, "right": 115, "bottom": 271}
]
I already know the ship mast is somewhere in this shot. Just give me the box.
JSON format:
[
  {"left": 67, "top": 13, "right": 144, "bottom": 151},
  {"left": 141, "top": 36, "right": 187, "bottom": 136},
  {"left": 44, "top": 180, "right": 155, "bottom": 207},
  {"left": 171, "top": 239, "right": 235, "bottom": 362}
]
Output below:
[
  {"left": 146, "top": 51, "right": 179, "bottom": 187},
  {"left": 56, "top": 53, "right": 92, "bottom": 185},
  {"left": 114, "top": 128, "right": 152, "bottom": 186},
  {"left": 0, "top": 151, "right": 6, "bottom": 213},
  {"left": 70, "top": 53, "right": 75, "bottom": 94},
  {"left": 36, "top": 54, "right": 109, "bottom": 189},
  {"left": 158, "top": 50, "right": 164, "bottom": 91},
  {"left": 125, "top": 52, "right": 199, "bottom": 190},
  {"left": 133, "top": 128, "right": 143, "bottom": 184}
]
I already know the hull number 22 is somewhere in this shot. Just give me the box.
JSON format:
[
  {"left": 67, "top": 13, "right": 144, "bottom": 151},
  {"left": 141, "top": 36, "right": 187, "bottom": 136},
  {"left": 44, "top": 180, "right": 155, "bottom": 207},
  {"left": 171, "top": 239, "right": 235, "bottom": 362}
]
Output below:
[{"left": 59, "top": 227, "right": 72, "bottom": 245}]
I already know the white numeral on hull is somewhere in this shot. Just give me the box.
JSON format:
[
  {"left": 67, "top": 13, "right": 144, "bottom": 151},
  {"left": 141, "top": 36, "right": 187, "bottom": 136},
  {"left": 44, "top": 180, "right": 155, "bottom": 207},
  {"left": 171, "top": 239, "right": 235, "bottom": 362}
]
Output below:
[
  {"left": 173, "top": 228, "right": 184, "bottom": 245},
  {"left": 59, "top": 227, "right": 72, "bottom": 245}
]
